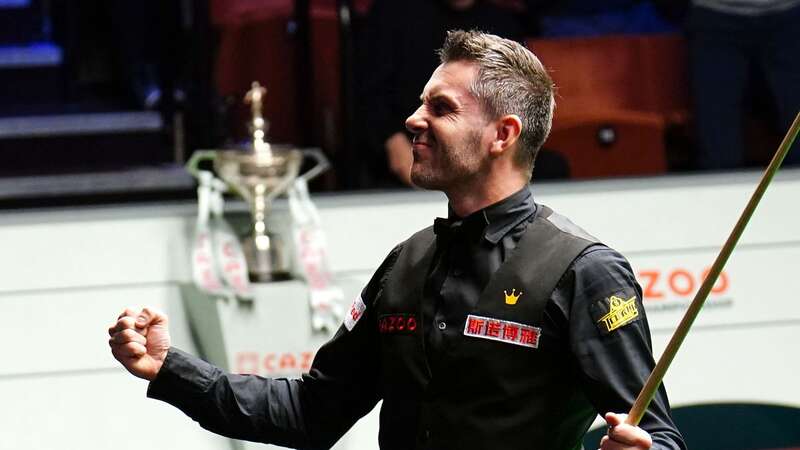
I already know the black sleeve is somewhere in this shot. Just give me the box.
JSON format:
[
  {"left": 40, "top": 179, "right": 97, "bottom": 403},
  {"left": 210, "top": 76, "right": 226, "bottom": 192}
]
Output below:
[
  {"left": 147, "top": 246, "right": 403, "bottom": 449},
  {"left": 551, "top": 245, "right": 687, "bottom": 450}
]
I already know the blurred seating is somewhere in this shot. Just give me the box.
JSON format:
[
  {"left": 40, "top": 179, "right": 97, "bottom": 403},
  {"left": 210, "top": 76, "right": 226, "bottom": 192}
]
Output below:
[
  {"left": 212, "top": 1, "right": 300, "bottom": 145},
  {"left": 309, "top": 1, "right": 342, "bottom": 155},
  {"left": 526, "top": 33, "right": 690, "bottom": 179},
  {"left": 211, "top": 0, "right": 371, "bottom": 150}
]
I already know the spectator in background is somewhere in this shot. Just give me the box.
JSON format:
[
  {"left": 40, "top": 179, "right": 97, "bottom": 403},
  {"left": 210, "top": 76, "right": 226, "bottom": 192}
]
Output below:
[
  {"left": 356, "top": 0, "right": 523, "bottom": 187},
  {"left": 686, "top": 0, "right": 800, "bottom": 170},
  {"left": 524, "top": 0, "right": 676, "bottom": 37}
]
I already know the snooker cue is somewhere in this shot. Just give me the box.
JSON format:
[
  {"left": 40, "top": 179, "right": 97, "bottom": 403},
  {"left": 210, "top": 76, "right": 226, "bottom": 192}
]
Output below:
[{"left": 626, "top": 111, "right": 800, "bottom": 426}]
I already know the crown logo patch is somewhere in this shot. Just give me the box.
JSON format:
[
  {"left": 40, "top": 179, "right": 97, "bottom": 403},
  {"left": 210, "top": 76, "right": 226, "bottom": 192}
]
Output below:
[{"left": 504, "top": 289, "right": 523, "bottom": 305}]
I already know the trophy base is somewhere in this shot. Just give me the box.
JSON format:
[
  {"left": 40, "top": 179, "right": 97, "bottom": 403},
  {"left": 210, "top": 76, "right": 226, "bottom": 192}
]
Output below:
[{"left": 242, "top": 233, "right": 292, "bottom": 283}]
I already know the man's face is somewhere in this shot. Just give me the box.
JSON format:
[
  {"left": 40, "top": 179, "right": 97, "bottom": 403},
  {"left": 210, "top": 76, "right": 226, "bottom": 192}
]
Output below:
[{"left": 405, "top": 61, "right": 493, "bottom": 191}]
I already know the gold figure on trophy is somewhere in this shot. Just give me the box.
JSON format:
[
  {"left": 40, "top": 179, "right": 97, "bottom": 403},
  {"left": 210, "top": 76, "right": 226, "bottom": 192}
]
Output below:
[{"left": 244, "top": 81, "right": 270, "bottom": 156}]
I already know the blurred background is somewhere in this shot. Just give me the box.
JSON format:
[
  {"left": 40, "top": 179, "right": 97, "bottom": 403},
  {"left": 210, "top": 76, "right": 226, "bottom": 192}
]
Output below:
[
  {"left": 1, "top": 0, "right": 797, "bottom": 206},
  {"left": 1, "top": 1, "right": 800, "bottom": 450}
]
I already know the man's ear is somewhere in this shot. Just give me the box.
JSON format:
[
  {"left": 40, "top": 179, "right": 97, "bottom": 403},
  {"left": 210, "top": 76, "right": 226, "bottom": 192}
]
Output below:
[{"left": 489, "top": 114, "right": 522, "bottom": 156}]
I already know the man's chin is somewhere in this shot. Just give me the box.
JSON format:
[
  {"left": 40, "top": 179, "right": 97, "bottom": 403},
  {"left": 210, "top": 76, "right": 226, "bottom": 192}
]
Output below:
[
  {"left": 410, "top": 171, "right": 443, "bottom": 191},
  {"left": 410, "top": 171, "right": 431, "bottom": 190}
]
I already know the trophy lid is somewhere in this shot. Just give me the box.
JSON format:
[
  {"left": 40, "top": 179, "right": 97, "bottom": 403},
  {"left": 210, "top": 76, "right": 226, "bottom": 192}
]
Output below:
[
  {"left": 186, "top": 80, "right": 311, "bottom": 203},
  {"left": 215, "top": 81, "right": 303, "bottom": 175}
]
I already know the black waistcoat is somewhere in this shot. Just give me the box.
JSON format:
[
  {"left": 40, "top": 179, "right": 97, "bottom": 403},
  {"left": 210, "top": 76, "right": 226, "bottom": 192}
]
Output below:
[{"left": 374, "top": 205, "right": 599, "bottom": 450}]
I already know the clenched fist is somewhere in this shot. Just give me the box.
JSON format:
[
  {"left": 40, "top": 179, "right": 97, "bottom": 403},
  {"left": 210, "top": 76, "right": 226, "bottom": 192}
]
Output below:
[
  {"left": 599, "top": 412, "right": 653, "bottom": 450},
  {"left": 108, "top": 307, "right": 171, "bottom": 381}
]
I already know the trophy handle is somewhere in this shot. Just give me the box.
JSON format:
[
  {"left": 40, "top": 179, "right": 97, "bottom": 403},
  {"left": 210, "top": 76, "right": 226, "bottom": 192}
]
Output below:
[
  {"left": 185, "top": 150, "right": 219, "bottom": 179},
  {"left": 299, "top": 148, "right": 330, "bottom": 183}
]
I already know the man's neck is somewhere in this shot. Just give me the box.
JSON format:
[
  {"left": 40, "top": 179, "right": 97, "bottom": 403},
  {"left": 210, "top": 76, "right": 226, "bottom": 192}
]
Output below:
[{"left": 445, "top": 174, "right": 528, "bottom": 218}]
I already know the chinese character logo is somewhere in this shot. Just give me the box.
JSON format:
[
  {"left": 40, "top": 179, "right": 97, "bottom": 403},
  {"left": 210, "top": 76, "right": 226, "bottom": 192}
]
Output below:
[{"left": 463, "top": 314, "right": 540, "bottom": 349}]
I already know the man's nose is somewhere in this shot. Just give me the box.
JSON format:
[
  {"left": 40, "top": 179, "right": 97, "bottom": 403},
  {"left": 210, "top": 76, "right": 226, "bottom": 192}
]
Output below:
[{"left": 405, "top": 105, "right": 428, "bottom": 134}]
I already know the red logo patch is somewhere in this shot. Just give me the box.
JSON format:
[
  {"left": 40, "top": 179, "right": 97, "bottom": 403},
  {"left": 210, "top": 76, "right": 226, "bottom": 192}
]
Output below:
[
  {"left": 463, "top": 314, "right": 541, "bottom": 348},
  {"left": 378, "top": 314, "right": 418, "bottom": 334}
]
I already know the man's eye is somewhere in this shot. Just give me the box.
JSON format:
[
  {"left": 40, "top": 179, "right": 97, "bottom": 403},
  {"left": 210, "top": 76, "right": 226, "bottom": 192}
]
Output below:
[{"left": 432, "top": 102, "right": 452, "bottom": 115}]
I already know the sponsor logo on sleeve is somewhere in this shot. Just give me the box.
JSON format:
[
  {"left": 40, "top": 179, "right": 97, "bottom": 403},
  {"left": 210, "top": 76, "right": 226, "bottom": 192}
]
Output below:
[
  {"left": 591, "top": 294, "right": 640, "bottom": 335},
  {"left": 344, "top": 295, "right": 366, "bottom": 331},
  {"left": 463, "top": 314, "right": 541, "bottom": 349}
]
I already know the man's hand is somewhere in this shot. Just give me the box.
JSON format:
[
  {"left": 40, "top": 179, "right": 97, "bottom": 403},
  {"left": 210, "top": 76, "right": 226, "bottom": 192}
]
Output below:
[
  {"left": 108, "top": 307, "right": 171, "bottom": 381},
  {"left": 385, "top": 132, "right": 414, "bottom": 186},
  {"left": 599, "top": 412, "right": 653, "bottom": 450}
]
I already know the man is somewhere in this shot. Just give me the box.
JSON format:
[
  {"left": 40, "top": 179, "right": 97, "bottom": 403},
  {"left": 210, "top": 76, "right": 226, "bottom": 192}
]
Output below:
[{"left": 109, "top": 31, "right": 685, "bottom": 449}]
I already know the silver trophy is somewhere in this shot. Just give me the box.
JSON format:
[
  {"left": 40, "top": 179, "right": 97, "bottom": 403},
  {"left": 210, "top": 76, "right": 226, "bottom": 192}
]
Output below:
[{"left": 187, "top": 82, "right": 329, "bottom": 282}]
